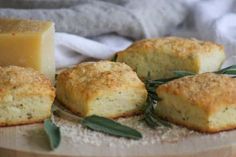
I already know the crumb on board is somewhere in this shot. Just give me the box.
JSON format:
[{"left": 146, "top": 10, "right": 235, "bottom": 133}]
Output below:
[{"left": 52, "top": 115, "right": 199, "bottom": 147}]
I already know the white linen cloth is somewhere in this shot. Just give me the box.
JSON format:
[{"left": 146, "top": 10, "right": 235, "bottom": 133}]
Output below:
[
  {"left": 55, "top": 33, "right": 132, "bottom": 69},
  {"left": 55, "top": 0, "right": 236, "bottom": 69}
]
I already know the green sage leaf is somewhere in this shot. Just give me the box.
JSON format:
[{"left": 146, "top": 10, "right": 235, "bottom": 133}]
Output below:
[
  {"left": 52, "top": 104, "right": 83, "bottom": 122},
  {"left": 82, "top": 115, "right": 142, "bottom": 140},
  {"left": 216, "top": 65, "right": 236, "bottom": 75},
  {"left": 44, "top": 119, "right": 61, "bottom": 150},
  {"left": 143, "top": 95, "right": 171, "bottom": 128},
  {"left": 111, "top": 54, "right": 117, "bottom": 62},
  {"left": 173, "top": 70, "right": 195, "bottom": 77}
]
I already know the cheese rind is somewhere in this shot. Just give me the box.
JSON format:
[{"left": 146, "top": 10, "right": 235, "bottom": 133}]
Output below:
[{"left": 0, "top": 18, "right": 55, "bottom": 83}]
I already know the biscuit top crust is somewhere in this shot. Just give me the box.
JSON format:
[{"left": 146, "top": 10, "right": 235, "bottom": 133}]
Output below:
[
  {"left": 118, "top": 37, "right": 224, "bottom": 58},
  {"left": 58, "top": 61, "right": 145, "bottom": 94},
  {"left": 157, "top": 73, "right": 236, "bottom": 114},
  {"left": 0, "top": 66, "right": 55, "bottom": 98}
]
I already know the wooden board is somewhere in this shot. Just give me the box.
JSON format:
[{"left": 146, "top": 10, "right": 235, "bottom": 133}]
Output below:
[{"left": 1, "top": 123, "right": 236, "bottom": 157}]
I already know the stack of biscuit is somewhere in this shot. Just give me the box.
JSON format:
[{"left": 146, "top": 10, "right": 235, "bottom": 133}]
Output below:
[
  {"left": 115, "top": 36, "right": 236, "bottom": 133},
  {"left": 2, "top": 35, "right": 236, "bottom": 135}
]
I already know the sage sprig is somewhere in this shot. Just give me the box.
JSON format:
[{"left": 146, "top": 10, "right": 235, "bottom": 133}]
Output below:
[
  {"left": 215, "top": 65, "right": 236, "bottom": 75},
  {"left": 52, "top": 105, "right": 142, "bottom": 140},
  {"left": 147, "top": 65, "right": 236, "bottom": 89},
  {"left": 172, "top": 65, "right": 236, "bottom": 78},
  {"left": 173, "top": 70, "right": 195, "bottom": 77},
  {"left": 143, "top": 95, "right": 171, "bottom": 128},
  {"left": 111, "top": 54, "right": 117, "bottom": 62},
  {"left": 44, "top": 119, "right": 61, "bottom": 150},
  {"left": 143, "top": 65, "right": 236, "bottom": 128},
  {"left": 46, "top": 105, "right": 142, "bottom": 150},
  {"left": 143, "top": 73, "right": 172, "bottom": 128}
]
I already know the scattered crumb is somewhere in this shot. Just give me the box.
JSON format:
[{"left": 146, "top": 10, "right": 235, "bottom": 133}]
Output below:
[{"left": 52, "top": 115, "right": 200, "bottom": 147}]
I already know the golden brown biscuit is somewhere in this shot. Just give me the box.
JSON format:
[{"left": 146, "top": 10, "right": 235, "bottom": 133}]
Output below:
[
  {"left": 0, "top": 66, "right": 55, "bottom": 126},
  {"left": 116, "top": 37, "right": 225, "bottom": 80},
  {"left": 156, "top": 73, "right": 236, "bottom": 133},
  {"left": 56, "top": 61, "right": 147, "bottom": 118}
]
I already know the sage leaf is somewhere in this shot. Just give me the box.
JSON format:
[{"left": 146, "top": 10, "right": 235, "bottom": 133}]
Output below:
[
  {"left": 44, "top": 119, "right": 61, "bottom": 150},
  {"left": 221, "top": 69, "right": 236, "bottom": 75},
  {"left": 143, "top": 94, "right": 171, "bottom": 128},
  {"left": 52, "top": 104, "right": 142, "bottom": 139},
  {"left": 82, "top": 115, "right": 142, "bottom": 140},
  {"left": 173, "top": 70, "right": 195, "bottom": 77},
  {"left": 216, "top": 65, "right": 236, "bottom": 75},
  {"left": 52, "top": 104, "right": 83, "bottom": 122},
  {"left": 111, "top": 54, "right": 117, "bottom": 62}
]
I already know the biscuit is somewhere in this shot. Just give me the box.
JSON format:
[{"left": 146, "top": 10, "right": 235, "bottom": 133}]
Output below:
[
  {"left": 156, "top": 73, "right": 236, "bottom": 133},
  {"left": 56, "top": 61, "right": 147, "bottom": 118},
  {"left": 0, "top": 66, "right": 55, "bottom": 126},
  {"left": 116, "top": 37, "right": 225, "bottom": 80}
]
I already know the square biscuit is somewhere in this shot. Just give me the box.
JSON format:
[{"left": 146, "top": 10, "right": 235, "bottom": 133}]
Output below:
[
  {"left": 0, "top": 66, "right": 55, "bottom": 126},
  {"left": 117, "top": 37, "right": 225, "bottom": 80},
  {"left": 56, "top": 61, "right": 147, "bottom": 118},
  {"left": 156, "top": 73, "right": 236, "bottom": 133}
]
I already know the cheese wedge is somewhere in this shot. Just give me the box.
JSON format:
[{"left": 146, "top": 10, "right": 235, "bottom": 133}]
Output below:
[{"left": 0, "top": 18, "right": 55, "bottom": 83}]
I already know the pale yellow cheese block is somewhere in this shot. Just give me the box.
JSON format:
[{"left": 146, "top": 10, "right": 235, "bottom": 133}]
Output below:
[{"left": 0, "top": 18, "right": 55, "bottom": 83}]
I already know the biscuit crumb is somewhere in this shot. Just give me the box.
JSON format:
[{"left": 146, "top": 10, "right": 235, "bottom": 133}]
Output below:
[{"left": 52, "top": 115, "right": 199, "bottom": 147}]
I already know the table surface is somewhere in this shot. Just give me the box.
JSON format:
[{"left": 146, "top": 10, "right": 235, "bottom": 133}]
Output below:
[{"left": 1, "top": 123, "right": 236, "bottom": 157}]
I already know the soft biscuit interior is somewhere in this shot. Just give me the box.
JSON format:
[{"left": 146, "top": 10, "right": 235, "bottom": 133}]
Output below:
[
  {"left": 156, "top": 93, "right": 210, "bottom": 131},
  {"left": 0, "top": 91, "right": 52, "bottom": 126},
  {"left": 157, "top": 92, "right": 236, "bottom": 132},
  {"left": 198, "top": 51, "right": 225, "bottom": 73},
  {"left": 87, "top": 89, "right": 146, "bottom": 118},
  {"left": 208, "top": 105, "right": 236, "bottom": 131}
]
